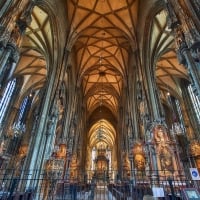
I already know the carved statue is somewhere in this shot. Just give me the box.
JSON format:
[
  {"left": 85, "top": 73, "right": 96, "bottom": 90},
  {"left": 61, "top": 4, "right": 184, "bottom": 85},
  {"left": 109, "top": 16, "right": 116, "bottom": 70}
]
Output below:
[
  {"left": 153, "top": 125, "right": 175, "bottom": 174},
  {"left": 70, "top": 154, "right": 79, "bottom": 180},
  {"left": 14, "top": 144, "right": 28, "bottom": 176},
  {"left": 190, "top": 141, "right": 200, "bottom": 157},
  {"left": 18, "top": 144, "right": 28, "bottom": 158},
  {"left": 134, "top": 154, "right": 145, "bottom": 170},
  {"left": 132, "top": 142, "right": 145, "bottom": 170},
  {"left": 154, "top": 125, "right": 168, "bottom": 143},
  {"left": 160, "top": 147, "right": 173, "bottom": 172},
  {"left": 56, "top": 144, "right": 66, "bottom": 158},
  {"left": 0, "top": 140, "right": 5, "bottom": 154}
]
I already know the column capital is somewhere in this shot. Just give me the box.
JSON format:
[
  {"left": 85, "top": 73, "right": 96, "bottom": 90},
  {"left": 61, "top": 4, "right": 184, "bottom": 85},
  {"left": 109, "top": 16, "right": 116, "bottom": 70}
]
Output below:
[
  {"left": 6, "top": 42, "right": 20, "bottom": 62},
  {"left": 0, "top": 26, "right": 10, "bottom": 48}
]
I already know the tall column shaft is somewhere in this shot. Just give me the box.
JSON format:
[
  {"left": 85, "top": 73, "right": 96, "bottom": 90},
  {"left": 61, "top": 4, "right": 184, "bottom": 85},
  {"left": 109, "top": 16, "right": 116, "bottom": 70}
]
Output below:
[
  {"left": 25, "top": 50, "right": 70, "bottom": 190},
  {"left": 165, "top": 0, "right": 200, "bottom": 96},
  {"left": 181, "top": 79, "right": 200, "bottom": 139},
  {"left": 181, "top": 46, "right": 200, "bottom": 96},
  {"left": 0, "top": 47, "right": 12, "bottom": 76}
]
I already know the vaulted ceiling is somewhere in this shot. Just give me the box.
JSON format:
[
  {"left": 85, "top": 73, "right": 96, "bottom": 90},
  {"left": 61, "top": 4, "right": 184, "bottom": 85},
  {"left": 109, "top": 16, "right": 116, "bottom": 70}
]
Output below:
[
  {"left": 15, "top": 0, "right": 188, "bottom": 150},
  {"left": 67, "top": 0, "right": 139, "bottom": 149}
]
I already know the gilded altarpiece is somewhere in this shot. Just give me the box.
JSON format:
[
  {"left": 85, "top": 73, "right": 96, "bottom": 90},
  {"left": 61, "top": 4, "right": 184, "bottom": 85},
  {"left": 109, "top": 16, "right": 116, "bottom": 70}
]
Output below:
[{"left": 153, "top": 125, "right": 179, "bottom": 178}]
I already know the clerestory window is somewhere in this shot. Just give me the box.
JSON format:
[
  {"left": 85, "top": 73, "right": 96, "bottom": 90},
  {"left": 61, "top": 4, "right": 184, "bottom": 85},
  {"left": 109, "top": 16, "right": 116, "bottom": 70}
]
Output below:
[{"left": 0, "top": 79, "right": 16, "bottom": 124}]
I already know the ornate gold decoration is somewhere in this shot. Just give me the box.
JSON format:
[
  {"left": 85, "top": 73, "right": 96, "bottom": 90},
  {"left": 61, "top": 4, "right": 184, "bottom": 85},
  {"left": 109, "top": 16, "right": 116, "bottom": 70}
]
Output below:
[
  {"left": 45, "top": 158, "right": 64, "bottom": 200},
  {"left": 190, "top": 141, "right": 200, "bottom": 157},
  {"left": 152, "top": 125, "right": 176, "bottom": 174},
  {"left": 56, "top": 144, "right": 67, "bottom": 158},
  {"left": 18, "top": 144, "right": 28, "bottom": 158},
  {"left": 195, "top": 158, "right": 200, "bottom": 169},
  {"left": 70, "top": 154, "right": 79, "bottom": 180},
  {"left": 160, "top": 147, "right": 173, "bottom": 172},
  {"left": 45, "top": 158, "right": 64, "bottom": 180},
  {"left": 153, "top": 125, "right": 168, "bottom": 143},
  {"left": 132, "top": 142, "right": 145, "bottom": 170}
]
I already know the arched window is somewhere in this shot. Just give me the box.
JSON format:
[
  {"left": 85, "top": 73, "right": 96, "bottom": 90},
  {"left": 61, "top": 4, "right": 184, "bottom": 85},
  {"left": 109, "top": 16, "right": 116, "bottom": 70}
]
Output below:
[
  {"left": 0, "top": 79, "right": 16, "bottom": 124},
  {"left": 188, "top": 84, "right": 200, "bottom": 124},
  {"left": 13, "top": 93, "right": 33, "bottom": 134}
]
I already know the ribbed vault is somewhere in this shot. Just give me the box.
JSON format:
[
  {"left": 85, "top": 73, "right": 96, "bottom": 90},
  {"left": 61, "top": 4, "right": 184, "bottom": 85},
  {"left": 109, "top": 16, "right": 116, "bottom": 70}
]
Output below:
[
  {"left": 15, "top": 6, "right": 52, "bottom": 94},
  {"left": 150, "top": 10, "right": 188, "bottom": 98},
  {"left": 14, "top": 1, "right": 190, "bottom": 163},
  {"left": 67, "top": 0, "right": 139, "bottom": 147}
]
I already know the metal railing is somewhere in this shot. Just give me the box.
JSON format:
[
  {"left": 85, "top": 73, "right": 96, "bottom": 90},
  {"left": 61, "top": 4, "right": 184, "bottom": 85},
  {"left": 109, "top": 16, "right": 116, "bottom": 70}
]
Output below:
[{"left": 0, "top": 169, "right": 198, "bottom": 199}]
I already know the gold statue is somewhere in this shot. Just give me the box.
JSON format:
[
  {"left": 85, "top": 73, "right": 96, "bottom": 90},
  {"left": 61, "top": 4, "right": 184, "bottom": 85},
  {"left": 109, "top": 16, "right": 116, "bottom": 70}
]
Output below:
[
  {"left": 56, "top": 144, "right": 67, "bottom": 158},
  {"left": 190, "top": 141, "right": 200, "bottom": 157},
  {"left": 70, "top": 154, "right": 79, "bottom": 180},
  {"left": 160, "top": 155, "right": 173, "bottom": 172},
  {"left": 134, "top": 154, "right": 145, "bottom": 170},
  {"left": 132, "top": 142, "right": 145, "bottom": 170},
  {"left": 154, "top": 125, "right": 168, "bottom": 143}
]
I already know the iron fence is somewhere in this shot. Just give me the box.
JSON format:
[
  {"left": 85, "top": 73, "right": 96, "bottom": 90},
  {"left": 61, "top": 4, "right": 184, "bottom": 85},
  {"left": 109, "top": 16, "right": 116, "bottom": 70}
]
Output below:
[{"left": 0, "top": 169, "right": 199, "bottom": 199}]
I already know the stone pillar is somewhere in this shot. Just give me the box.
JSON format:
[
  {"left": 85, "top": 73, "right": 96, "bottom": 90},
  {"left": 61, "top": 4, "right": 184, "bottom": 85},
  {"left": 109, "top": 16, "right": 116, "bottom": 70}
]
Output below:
[
  {"left": 143, "top": 64, "right": 164, "bottom": 174},
  {"left": 0, "top": 0, "right": 13, "bottom": 19},
  {"left": 0, "top": 0, "right": 35, "bottom": 87},
  {"left": 180, "top": 79, "right": 200, "bottom": 139},
  {"left": 178, "top": 36, "right": 200, "bottom": 96},
  {"left": 0, "top": 45, "right": 13, "bottom": 75},
  {"left": 25, "top": 49, "right": 70, "bottom": 191},
  {"left": 0, "top": 43, "right": 19, "bottom": 89},
  {"left": 165, "top": 0, "right": 200, "bottom": 96},
  {"left": 132, "top": 142, "right": 145, "bottom": 172}
]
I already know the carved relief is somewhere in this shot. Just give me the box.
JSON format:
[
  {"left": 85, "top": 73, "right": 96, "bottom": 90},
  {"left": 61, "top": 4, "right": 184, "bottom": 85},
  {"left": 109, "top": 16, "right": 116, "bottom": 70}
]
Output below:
[
  {"left": 0, "top": 26, "right": 10, "bottom": 47},
  {"left": 159, "top": 146, "right": 173, "bottom": 172},
  {"left": 154, "top": 125, "right": 169, "bottom": 144},
  {"left": 132, "top": 142, "right": 145, "bottom": 170},
  {"left": 70, "top": 154, "right": 79, "bottom": 180},
  {"left": 153, "top": 125, "right": 177, "bottom": 175},
  {"left": 56, "top": 144, "right": 67, "bottom": 158},
  {"left": 0, "top": 140, "right": 5, "bottom": 155},
  {"left": 190, "top": 141, "right": 200, "bottom": 157},
  {"left": 12, "top": 144, "right": 28, "bottom": 177},
  {"left": 18, "top": 144, "right": 28, "bottom": 158}
]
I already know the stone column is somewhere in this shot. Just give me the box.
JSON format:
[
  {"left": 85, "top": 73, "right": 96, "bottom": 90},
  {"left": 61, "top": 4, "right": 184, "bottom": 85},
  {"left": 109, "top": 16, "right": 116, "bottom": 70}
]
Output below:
[
  {"left": 25, "top": 49, "right": 70, "bottom": 191},
  {"left": 0, "top": 44, "right": 19, "bottom": 89},
  {"left": 165, "top": 0, "right": 200, "bottom": 96},
  {"left": 180, "top": 79, "right": 200, "bottom": 139},
  {"left": 0, "top": 0, "right": 13, "bottom": 19},
  {"left": 143, "top": 63, "right": 164, "bottom": 175},
  {"left": 178, "top": 37, "right": 200, "bottom": 96},
  {"left": 0, "top": 0, "right": 35, "bottom": 87}
]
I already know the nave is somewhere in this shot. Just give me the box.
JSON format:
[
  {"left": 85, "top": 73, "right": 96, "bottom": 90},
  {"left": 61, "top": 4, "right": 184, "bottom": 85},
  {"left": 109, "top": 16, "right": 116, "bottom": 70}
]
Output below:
[{"left": 1, "top": 1, "right": 200, "bottom": 200}]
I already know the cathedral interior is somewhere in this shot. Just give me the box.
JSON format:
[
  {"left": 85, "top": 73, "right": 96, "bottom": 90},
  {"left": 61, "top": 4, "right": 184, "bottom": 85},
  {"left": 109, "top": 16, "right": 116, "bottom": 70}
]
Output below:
[{"left": 0, "top": 0, "right": 200, "bottom": 199}]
